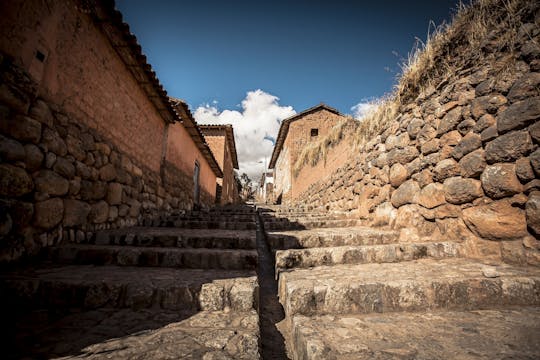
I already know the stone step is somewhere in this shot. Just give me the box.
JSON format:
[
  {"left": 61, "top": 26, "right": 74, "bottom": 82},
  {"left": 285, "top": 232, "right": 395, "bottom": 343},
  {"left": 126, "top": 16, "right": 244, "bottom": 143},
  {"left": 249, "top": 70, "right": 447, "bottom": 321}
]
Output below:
[
  {"left": 9, "top": 309, "right": 260, "bottom": 359},
  {"left": 287, "top": 308, "right": 540, "bottom": 360},
  {"left": 266, "top": 227, "right": 399, "bottom": 251},
  {"left": 263, "top": 219, "right": 363, "bottom": 231},
  {"left": 0, "top": 266, "right": 258, "bottom": 311},
  {"left": 275, "top": 241, "right": 464, "bottom": 274},
  {"left": 165, "top": 220, "right": 257, "bottom": 230},
  {"left": 49, "top": 244, "right": 258, "bottom": 270},
  {"left": 94, "top": 227, "right": 256, "bottom": 249},
  {"left": 278, "top": 258, "right": 540, "bottom": 317}
]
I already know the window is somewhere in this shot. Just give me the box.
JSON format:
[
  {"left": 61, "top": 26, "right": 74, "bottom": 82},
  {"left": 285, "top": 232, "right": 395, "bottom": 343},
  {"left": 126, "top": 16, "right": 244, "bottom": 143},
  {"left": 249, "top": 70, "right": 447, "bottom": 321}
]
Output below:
[{"left": 310, "top": 128, "right": 318, "bottom": 137}]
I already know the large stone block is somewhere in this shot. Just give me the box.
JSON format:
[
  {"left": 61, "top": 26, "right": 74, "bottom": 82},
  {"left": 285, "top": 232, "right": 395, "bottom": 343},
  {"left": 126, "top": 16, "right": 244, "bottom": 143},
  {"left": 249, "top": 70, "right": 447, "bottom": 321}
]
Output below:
[
  {"left": 66, "top": 134, "right": 86, "bottom": 161},
  {"left": 433, "top": 159, "right": 461, "bottom": 182},
  {"left": 99, "top": 163, "right": 117, "bottom": 181},
  {"left": 417, "top": 183, "right": 446, "bottom": 209},
  {"left": 437, "top": 107, "right": 462, "bottom": 135},
  {"left": 459, "top": 149, "right": 486, "bottom": 178},
  {"left": 0, "top": 115, "right": 41, "bottom": 144},
  {"left": 390, "top": 180, "right": 419, "bottom": 208},
  {"left": 0, "top": 134, "right": 25, "bottom": 161},
  {"left": 24, "top": 144, "right": 44, "bottom": 172},
  {"left": 35, "top": 198, "right": 64, "bottom": 229},
  {"left": 463, "top": 200, "right": 528, "bottom": 240},
  {"left": 497, "top": 96, "right": 540, "bottom": 133},
  {"left": 389, "top": 163, "right": 408, "bottom": 187},
  {"left": 63, "top": 199, "right": 91, "bottom": 227},
  {"left": 481, "top": 164, "right": 523, "bottom": 199},
  {"left": 526, "top": 193, "right": 540, "bottom": 235},
  {"left": 89, "top": 200, "right": 109, "bottom": 224},
  {"left": 34, "top": 170, "right": 69, "bottom": 196},
  {"left": 0, "top": 163, "right": 33, "bottom": 197},
  {"left": 516, "top": 157, "right": 535, "bottom": 182},
  {"left": 387, "top": 146, "right": 419, "bottom": 166},
  {"left": 443, "top": 177, "right": 483, "bottom": 204},
  {"left": 451, "top": 133, "right": 482, "bottom": 160},
  {"left": 42, "top": 127, "right": 67, "bottom": 156},
  {"left": 80, "top": 180, "right": 107, "bottom": 200},
  {"left": 529, "top": 149, "right": 540, "bottom": 176},
  {"left": 471, "top": 94, "right": 507, "bottom": 119},
  {"left": 507, "top": 72, "right": 540, "bottom": 101},
  {"left": 485, "top": 130, "right": 533, "bottom": 164},
  {"left": 53, "top": 157, "right": 76, "bottom": 179},
  {"left": 107, "top": 182, "right": 123, "bottom": 205}
]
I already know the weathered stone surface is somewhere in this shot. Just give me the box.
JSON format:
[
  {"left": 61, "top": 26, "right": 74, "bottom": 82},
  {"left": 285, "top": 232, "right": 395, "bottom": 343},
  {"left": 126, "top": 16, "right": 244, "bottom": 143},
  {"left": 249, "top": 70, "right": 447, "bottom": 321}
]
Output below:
[
  {"left": 471, "top": 94, "right": 507, "bottom": 119},
  {"left": 95, "top": 142, "right": 111, "bottom": 156},
  {"left": 421, "top": 138, "right": 440, "bottom": 155},
  {"left": 433, "top": 159, "right": 461, "bottom": 182},
  {"left": 0, "top": 163, "right": 33, "bottom": 197},
  {"left": 42, "top": 127, "right": 67, "bottom": 156},
  {"left": 128, "top": 198, "right": 142, "bottom": 217},
  {"left": 89, "top": 200, "right": 109, "bottom": 224},
  {"left": 516, "top": 157, "right": 535, "bottom": 182},
  {"left": 0, "top": 115, "right": 41, "bottom": 143},
  {"left": 418, "top": 125, "right": 437, "bottom": 142},
  {"left": 99, "top": 163, "right": 117, "bottom": 181},
  {"left": 407, "top": 118, "right": 424, "bottom": 138},
  {"left": 29, "top": 99, "right": 54, "bottom": 126},
  {"left": 34, "top": 170, "right": 69, "bottom": 196},
  {"left": 444, "top": 177, "right": 483, "bottom": 204},
  {"left": 526, "top": 193, "right": 540, "bottom": 235},
  {"left": 497, "top": 97, "right": 540, "bottom": 133},
  {"left": 440, "top": 130, "right": 462, "bottom": 147},
  {"left": 66, "top": 134, "right": 86, "bottom": 161},
  {"left": 481, "top": 125, "right": 498, "bottom": 142},
  {"left": 530, "top": 121, "right": 540, "bottom": 143},
  {"left": 528, "top": 149, "right": 540, "bottom": 176},
  {"left": 435, "top": 101, "right": 459, "bottom": 118},
  {"left": 457, "top": 118, "right": 475, "bottom": 135},
  {"left": 507, "top": 72, "right": 540, "bottom": 101},
  {"left": 485, "top": 130, "right": 533, "bottom": 164},
  {"left": 107, "top": 182, "right": 123, "bottom": 205},
  {"left": 63, "top": 199, "right": 91, "bottom": 227},
  {"left": 24, "top": 144, "right": 43, "bottom": 172},
  {"left": 390, "top": 180, "right": 419, "bottom": 208},
  {"left": 417, "top": 183, "right": 446, "bottom": 209},
  {"left": 459, "top": 149, "right": 486, "bottom": 178},
  {"left": 474, "top": 114, "right": 496, "bottom": 133},
  {"left": 34, "top": 198, "right": 64, "bottom": 229},
  {"left": 0, "top": 134, "right": 25, "bottom": 161},
  {"left": 53, "top": 157, "right": 76, "bottom": 179},
  {"left": 80, "top": 180, "right": 107, "bottom": 200},
  {"left": 481, "top": 164, "right": 523, "bottom": 199},
  {"left": 451, "top": 132, "right": 482, "bottom": 160},
  {"left": 437, "top": 107, "right": 462, "bottom": 135},
  {"left": 389, "top": 163, "right": 408, "bottom": 187},
  {"left": 387, "top": 146, "right": 419, "bottom": 166},
  {"left": 463, "top": 200, "right": 528, "bottom": 240}
]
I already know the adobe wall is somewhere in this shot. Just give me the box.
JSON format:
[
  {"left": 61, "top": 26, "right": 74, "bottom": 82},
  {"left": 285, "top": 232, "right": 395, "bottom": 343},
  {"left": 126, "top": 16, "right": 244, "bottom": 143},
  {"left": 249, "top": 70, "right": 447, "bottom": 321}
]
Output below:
[
  {"left": 0, "top": 0, "right": 215, "bottom": 263},
  {"left": 273, "top": 109, "right": 345, "bottom": 202},
  {"left": 293, "top": 6, "right": 540, "bottom": 266}
]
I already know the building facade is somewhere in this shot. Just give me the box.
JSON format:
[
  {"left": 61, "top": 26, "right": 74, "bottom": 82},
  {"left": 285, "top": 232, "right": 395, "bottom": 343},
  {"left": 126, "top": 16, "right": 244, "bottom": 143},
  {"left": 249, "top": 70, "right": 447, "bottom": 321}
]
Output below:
[
  {"left": 200, "top": 125, "right": 240, "bottom": 205},
  {"left": 269, "top": 104, "right": 347, "bottom": 202}
]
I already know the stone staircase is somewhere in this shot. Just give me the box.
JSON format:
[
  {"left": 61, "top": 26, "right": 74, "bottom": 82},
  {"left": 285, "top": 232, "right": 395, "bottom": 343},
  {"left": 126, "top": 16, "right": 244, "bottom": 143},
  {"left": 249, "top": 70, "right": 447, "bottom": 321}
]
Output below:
[
  {"left": 260, "top": 206, "right": 540, "bottom": 359},
  {"left": 0, "top": 205, "right": 260, "bottom": 359}
]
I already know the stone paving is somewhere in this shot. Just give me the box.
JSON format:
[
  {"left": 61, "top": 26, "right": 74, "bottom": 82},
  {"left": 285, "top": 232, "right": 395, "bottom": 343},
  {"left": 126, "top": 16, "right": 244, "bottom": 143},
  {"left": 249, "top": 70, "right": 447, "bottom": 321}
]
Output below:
[
  {"left": 259, "top": 205, "right": 540, "bottom": 360},
  {"left": 1, "top": 205, "right": 262, "bottom": 359}
]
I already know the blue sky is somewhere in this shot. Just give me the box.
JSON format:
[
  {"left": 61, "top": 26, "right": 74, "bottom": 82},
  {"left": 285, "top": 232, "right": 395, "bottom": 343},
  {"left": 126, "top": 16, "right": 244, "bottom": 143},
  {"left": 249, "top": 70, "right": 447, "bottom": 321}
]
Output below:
[{"left": 116, "top": 0, "right": 463, "bottom": 178}]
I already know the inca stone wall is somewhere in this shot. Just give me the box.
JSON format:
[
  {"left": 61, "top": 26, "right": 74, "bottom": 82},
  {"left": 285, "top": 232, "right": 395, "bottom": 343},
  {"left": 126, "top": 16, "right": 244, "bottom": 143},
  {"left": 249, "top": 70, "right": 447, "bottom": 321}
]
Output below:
[
  {"left": 0, "top": 0, "right": 216, "bottom": 263},
  {"left": 293, "top": 4, "right": 540, "bottom": 266}
]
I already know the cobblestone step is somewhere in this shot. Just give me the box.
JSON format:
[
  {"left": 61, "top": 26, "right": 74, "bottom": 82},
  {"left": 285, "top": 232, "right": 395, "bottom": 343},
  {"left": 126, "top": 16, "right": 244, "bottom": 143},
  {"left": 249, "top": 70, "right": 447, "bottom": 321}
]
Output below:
[
  {"left": 94, "top": 227, "right": 257, "bottom": 249},
  {"left": 266, "top": 226, "right": 399, "bottom": 250},
  {"left": 263, "top": 218, "right": 362, "bottom": 231},
  {"left": 287, "top": 308, "right": 540, "bottom": 360},
  {"left": 9, "top": 308, "right": 260, "bottom": 359},
  {"left": 0, "top": 266, "right": 258, "bottom": 311},
  {"left": 278, "top": 258, "right": 540, "bottom": 317},
  {"left": 49, "top": 244, "right": 257, "bottom": 270},
  {"left": 275, "top": 241, "right": 464, "bottom": 274}
]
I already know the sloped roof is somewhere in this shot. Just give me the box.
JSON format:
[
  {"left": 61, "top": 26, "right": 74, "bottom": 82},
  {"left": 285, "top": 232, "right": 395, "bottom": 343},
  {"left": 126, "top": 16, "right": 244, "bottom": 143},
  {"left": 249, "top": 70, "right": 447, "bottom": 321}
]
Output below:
[
  {"left": 90, "top": 1, "right": 222, "bottom": 177},
  {"left": 268, "top": 103, "right": 342, "bottom": 169},
  {"left": 199, "top": 124, "right": 240, "bottom": 169}
]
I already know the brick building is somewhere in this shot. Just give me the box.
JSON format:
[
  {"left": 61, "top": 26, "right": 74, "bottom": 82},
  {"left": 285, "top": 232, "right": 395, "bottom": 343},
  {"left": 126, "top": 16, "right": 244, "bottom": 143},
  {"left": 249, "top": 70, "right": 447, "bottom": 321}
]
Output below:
[
  {"left": 0, "top": 0, "right": 222, "bottom": 262},
  {"left": 200, "top": 125, "right": 240, "bottom": 205},
  {"left": 269, "top": 104, "right": 347, "bottom": 202}
]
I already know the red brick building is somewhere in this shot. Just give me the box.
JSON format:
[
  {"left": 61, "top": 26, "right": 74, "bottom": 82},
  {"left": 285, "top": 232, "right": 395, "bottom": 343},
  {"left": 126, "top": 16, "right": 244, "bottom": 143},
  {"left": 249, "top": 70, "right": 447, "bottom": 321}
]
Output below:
[
  {"left": 200, "top": 125, "right": 240, "bottom": 205},
  {"left": 269, "top": 104, "right": 347, "bottom": 202}
]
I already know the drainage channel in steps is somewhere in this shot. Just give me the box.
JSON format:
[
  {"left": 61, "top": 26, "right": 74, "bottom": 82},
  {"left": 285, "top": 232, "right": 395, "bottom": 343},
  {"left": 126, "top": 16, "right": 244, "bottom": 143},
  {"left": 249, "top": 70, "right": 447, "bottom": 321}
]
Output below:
[{"left": 256, "top": 211, "right": 288, "bottom": 360}]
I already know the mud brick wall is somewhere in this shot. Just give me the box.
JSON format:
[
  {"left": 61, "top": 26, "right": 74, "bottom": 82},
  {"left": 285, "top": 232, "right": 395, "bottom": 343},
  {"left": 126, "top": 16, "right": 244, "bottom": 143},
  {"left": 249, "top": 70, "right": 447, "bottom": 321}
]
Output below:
[
  {"left": 293, "top": 9, "right": 540, "bottom": 266},
  {"left": 0, "top": 0, "right": 216, "bottom": 263}
]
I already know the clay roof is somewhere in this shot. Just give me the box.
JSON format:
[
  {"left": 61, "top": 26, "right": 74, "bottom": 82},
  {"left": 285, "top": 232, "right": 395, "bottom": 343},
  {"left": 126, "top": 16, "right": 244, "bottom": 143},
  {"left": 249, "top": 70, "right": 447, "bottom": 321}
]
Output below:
[
  {"left": 199, "top": 124, "right": 240, "bottom": 169},
  {"left": 90, "top": 1, "right": 222, "bottom": 178},
  {"left": 268, "top": 103, "right": 342, "bottom": 169}
]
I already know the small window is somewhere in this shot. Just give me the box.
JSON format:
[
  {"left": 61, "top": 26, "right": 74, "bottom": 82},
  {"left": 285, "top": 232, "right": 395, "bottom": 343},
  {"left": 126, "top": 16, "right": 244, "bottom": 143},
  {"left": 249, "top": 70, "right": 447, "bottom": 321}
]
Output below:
[
  {"left": 310, "top": 128, "right": 318, "bottom": 137},
  {"left": 35, "top": 50, "right": 46, "bottom": 62}
]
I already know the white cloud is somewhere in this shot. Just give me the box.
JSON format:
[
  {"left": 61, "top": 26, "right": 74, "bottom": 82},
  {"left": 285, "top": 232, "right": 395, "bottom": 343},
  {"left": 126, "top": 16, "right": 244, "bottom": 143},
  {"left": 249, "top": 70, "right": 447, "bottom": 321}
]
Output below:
[
  {"left": 194, "top": 89, "right": 296, "bottom": 182},
  {"left": 351, "top": 101, "right": 377, "bottom": 120}
]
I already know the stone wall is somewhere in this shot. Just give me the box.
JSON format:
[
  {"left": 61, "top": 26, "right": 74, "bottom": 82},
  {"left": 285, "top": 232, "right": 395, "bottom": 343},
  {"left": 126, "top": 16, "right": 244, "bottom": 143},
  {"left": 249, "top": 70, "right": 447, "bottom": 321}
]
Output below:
[
  {"left": 0, "top": 0, "right": 217, "bottom": 263},
  {"left": 293, "top": 2, "right": 540, "bottom": 266}
]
